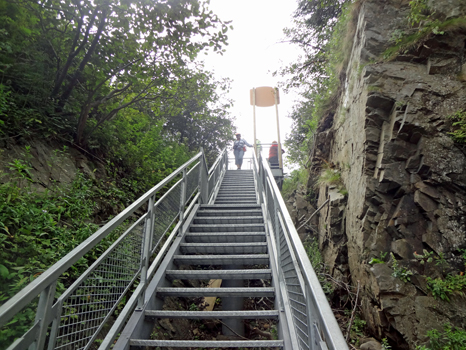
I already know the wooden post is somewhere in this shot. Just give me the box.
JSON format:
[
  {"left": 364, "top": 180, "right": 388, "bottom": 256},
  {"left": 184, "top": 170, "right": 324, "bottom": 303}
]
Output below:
[
  {"left": 253, "top": 87, "right": 257, "bottom": 157},
  {"left": 274, "top": 88, "right": 283, "bottom": 169}
]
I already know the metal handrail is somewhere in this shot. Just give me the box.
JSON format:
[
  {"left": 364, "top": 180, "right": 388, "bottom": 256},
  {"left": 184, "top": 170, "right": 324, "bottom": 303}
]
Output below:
[
  {"left": 0, "top": 148, "right": 228, "bottom": 350},
  {"left": 251, "top": 150, "right": 348, "bottom": 350}
]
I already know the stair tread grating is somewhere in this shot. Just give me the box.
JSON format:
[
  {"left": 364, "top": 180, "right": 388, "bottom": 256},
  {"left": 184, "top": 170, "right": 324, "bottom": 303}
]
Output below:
[
  {"left": 129, "top": 339, "right": 284, "bottom": 347},
  {"left": 145, "top": 310, "right": 279, "bottom": 319},
  {"left": 173, "top": 254, "right": 270, "bottom": 265},
  {"left": 165, "top": 269, "right": 272, "bottom": 280},
  {"left": 156, "top": 287, "right": 275, "bottom": 297}
]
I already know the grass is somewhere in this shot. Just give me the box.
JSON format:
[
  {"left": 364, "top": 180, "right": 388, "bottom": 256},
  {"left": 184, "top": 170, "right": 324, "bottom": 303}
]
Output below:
[
  {"left": 317, "top": 168, "right": 341, "bottom": 187},
  {"left": 383, "top": 17, "right": 466, "bottom": 61}
]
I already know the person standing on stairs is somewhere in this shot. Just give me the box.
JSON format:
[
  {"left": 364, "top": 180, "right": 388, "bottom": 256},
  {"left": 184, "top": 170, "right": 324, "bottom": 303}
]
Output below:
[
  {"left": 233, "top": 133, "right": 252, "bottom": 170},
  {"left": 268, "top": 140, "right": 285, "bottom": 168}
]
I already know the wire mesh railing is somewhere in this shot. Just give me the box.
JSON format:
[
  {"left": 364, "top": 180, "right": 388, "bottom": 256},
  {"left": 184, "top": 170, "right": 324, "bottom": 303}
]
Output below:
[
  {"left": 150, "top": 180, "right": 183, "bottom": 254},
  {"left": 208, "top": 150, "right": 228, "bottom": 201},
  {"left": 251, "top": 151, "right": 348, "bottom": 350},
  {"left": 0, "top": 148, "right": 228, "bottom": 350},
  {"left": 52, "top": 219, "right": 144, "bottom": 350}
]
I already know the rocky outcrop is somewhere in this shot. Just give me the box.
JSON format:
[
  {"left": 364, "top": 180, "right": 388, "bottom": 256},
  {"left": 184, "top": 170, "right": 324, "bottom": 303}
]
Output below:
[
  {"left": 0, "top": 139, "right": 106, "bottom": 192},
  {"left": 302, "top": 0, "right": 466, "bottom": 348}
]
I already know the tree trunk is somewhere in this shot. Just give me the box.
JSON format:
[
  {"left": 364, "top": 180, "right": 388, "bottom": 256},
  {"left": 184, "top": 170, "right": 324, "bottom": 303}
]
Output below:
[{"left": 57, "top": 8, "right": 107, "bottom": 110}]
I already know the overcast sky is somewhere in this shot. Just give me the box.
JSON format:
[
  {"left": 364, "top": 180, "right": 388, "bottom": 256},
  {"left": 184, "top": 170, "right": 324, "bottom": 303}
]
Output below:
[{"left": 202, "top": 0, "right": 301, "bottom": 167}]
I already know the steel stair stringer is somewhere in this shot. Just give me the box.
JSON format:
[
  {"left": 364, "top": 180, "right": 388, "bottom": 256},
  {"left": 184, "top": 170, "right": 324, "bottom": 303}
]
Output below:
[{"left": 113, "top": 202, "right": 201, "bottom": 350}]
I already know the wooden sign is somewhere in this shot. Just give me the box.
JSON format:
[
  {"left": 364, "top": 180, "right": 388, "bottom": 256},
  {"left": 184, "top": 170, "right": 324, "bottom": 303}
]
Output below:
[{"left": 250, "top": 86, "right": 280, "bottom": 107}]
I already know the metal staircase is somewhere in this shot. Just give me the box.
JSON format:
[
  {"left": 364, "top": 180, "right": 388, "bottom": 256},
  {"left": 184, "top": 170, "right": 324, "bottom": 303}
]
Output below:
[
  {"left": 0, "top": 149, "right": 348, "bottom": 350},
  {"left": 117, "top": 169, "right": 283, "bottom": 348}
]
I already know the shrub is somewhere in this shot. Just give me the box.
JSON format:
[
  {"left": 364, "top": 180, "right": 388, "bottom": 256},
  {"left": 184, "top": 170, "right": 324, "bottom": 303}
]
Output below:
[
  {"left": 447, "top": 110, "right": 466, "bottom": 143},
  {"left": 417, "top": 323, "right": 466, "bottom": 350},
  {"left": 282, "top": 168, "right": 309, "bottom": 197},
  {"left": 426, "top": 274, "right": 466, "bottom": 302},
  {"left": 304, "top": 237, "right": 334, "bottom": 295}
]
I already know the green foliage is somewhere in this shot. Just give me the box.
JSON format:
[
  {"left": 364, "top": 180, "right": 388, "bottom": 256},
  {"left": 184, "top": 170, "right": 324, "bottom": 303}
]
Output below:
[
  {"left": 317, "top": 166, "right": 341, "bottom": 187},
  {"left": 383, "top": 1, "right": 466, "bottom": 60},
  {"left": 370, "top": 251, "right": 390, "bottom": 265},
  {"left": 276, "top": 1, "right": 354, "bottom": 165},
  {"left": 282, "top": 168, "right": 309, "bottom": 197},
  {"left": 0, "top": 172, "right": 104, "bottom": 345},
  {"left": 390, "top": 253, "right": 413, "bottom": 282},
  {"left": 315, "top": 163, "right": 348, "bottom": 198},
  {"left": 0, "top": 0, "right": 233, "bottom": 146},
  {"left": 369, "top": 258, "right": 385, "bottom": 265},
  {"left": 94, "top": 113, "right": 192, "bottom": 194},
  {"left": 382, "top": 338, "right": 392, "bottom": 350},
  {"left": 414, "top": 249, "right": 447, "bottom": 269},
  {"left": 189, "top": 303, "right": 199, "bottom": 311},
  {"left": 447, "top": 110, "right": 466, "bottom": 143},
  {"left": 416, "top": 323, "right": 466, "bottom": 350},
  {"left": 304, "top": 237, "right": 334, "bottom": 295},
  {"left": 408, "top": 0, "right": 434, "bottom": 26},
  {"left": 351, "top": 316, "right": 367, "bottom": 338},
  {"left": 426, "top": 274, "right": 466, "bottom": 302},
  {"left": 0, "top": 148, "right": 145, "bottom": 347}
]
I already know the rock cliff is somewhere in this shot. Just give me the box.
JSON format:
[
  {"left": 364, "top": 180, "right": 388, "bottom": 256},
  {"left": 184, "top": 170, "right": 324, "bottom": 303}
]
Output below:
[{"left": 288, "top": 0, "right": 466, "bottom": 348}]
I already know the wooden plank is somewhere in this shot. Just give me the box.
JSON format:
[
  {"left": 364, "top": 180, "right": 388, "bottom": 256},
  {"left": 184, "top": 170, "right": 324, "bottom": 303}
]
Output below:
[{"left": 201, "top": 279, "right": 222, "bottom": 311}]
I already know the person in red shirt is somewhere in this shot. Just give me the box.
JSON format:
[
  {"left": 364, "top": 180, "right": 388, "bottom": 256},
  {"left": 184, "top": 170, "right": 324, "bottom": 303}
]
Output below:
[{"left": 268, "top": 141, "right": 285, "bottom": 167}]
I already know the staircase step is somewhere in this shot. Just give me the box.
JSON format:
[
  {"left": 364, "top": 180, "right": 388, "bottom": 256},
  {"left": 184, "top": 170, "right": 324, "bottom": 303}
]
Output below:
[
  {"left": 222, "top": 178, "right": 254, "bottom": 181},
  {"left": 173, "top": 254, "right": 269, "bottom": 265},
  {"left": 165, "top": 269, "right": 272, "bottom": 280},
  {"left": 129, "top": 339, "right": 283, "bottom": 348},
  {"left": 145, "top": 310, "right": 279, "bottom": 319},
  {"left": 215, "top": 198, "right": 257, "bottom": 202},
  {"left": 156, "top": 287, "right": 275, "bottom": 297},
  {"left": 215, "top": 201, "right": 258, "bottom": 205},
  {"left": 215, "top": 198, "right": 257, "bottom": 201},
  {"left": 196, "top": 209, "right": 262, "bottom": 217},
  {"left": 216, "top": 193, "right": 257, "bottom": 197},
  {"left": 179, "top": 242, "right": 267, "bottom": 254},
  {"left": 185, "top": 232, "right": 266, "bottom": 243},
  {"left": 189, "top": 224, "right": 265, "bottom": 232},
  {"left": 193, "top": 216, "right": 263, "bottom": 225},
  {"left": 200, "top": 204, "right": 261, "bottom": 209},
  {"left": 221, "top": 183, "right": 255, "bottom": 186}
]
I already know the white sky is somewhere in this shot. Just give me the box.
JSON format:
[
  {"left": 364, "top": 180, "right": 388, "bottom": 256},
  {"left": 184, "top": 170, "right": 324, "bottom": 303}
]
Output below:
[{"left": 202, "top": 0, "right": 301, "bottom": 167}]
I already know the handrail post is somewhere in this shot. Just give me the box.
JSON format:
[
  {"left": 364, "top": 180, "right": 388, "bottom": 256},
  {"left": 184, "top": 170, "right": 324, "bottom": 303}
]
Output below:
[
  {"left": 198, "top": 148, "right": 209, "bottom": 204},
  {"left": 225, "top": 150, "right": 228, "bottom": 171},
  {"left": 257, "top": 154, "right": 263, "bottom": 205},
  {"left": 178, "top": 169, "right": 187, "bottom": 236},
  {"left": 32, "top": 281, "right": 57, "bottom": 350},
  {"left": 138, "top": 194, "right": 155, "bottom": 309}
]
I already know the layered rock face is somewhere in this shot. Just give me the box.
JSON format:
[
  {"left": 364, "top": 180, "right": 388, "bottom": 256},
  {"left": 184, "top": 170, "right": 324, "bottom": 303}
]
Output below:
[{"left": 308, "top": 0, "right": 466, "bottom": 348}]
